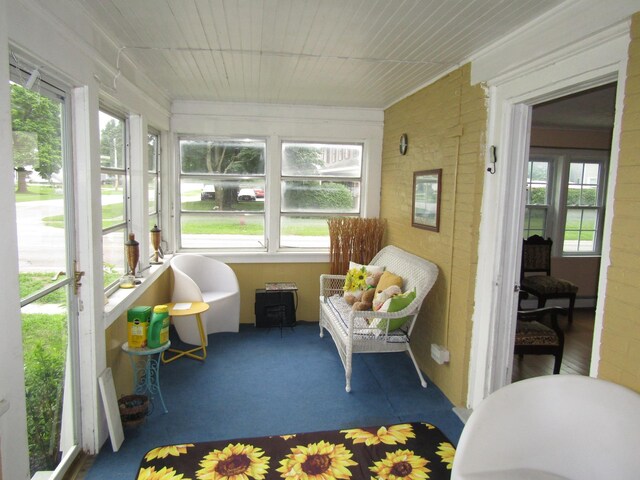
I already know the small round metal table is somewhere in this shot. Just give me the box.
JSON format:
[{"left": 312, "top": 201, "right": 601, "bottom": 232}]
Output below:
[
  {"left": 121, "top": 341, "right": 170, "bottom": 414},
  {"left": 161, "top": 302, "right": 210, "bottom": 363}
]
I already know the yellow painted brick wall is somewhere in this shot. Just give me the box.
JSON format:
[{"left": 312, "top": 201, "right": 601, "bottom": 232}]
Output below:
[
  {"left": 599, "top": 13, "right": 640, "bottom": 392},
  {"left": 382, "top": 64, "right": 487, "bottom": 405}
]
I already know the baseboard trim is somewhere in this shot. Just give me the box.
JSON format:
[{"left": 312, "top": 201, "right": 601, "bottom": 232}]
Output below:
[{"left": 452, "top": 406, "right": 472, "bottom": 424}]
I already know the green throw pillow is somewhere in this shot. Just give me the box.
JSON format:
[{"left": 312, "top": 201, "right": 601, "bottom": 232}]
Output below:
[{"left": 372, "top": 289, "right": 416, "bottom": 332}]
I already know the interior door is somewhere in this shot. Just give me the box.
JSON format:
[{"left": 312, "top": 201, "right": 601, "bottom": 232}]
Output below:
[{"left": 10, "top": 60, "right": 81, "bottom": 479}]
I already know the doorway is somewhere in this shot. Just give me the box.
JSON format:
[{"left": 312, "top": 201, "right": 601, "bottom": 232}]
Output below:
[
  {"left": 10, "top": 58, "right": 81, "bottom": 479},
  {"left": 512, "top": 84, "right": 616, "bottom": 382}
]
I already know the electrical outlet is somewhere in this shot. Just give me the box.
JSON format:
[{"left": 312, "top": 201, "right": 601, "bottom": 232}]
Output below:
[{"left": 431, "top": 344, "right": 450, "bottom": 365}]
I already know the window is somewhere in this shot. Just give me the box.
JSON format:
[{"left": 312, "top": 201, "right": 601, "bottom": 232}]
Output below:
[
  {"left": 99, "top": 109, "right": 128, "bottom": 287},
  {"left": 523, "top": 157, "right": 552, "bottom": 239},
  {"left": 565, "top": 160, "right": 604, "bottom": 253},
  {"left": 524, "top": 148, "right": 608, "bottom": 255},
  {"left": 148, "top": 130, "right": 160, "bottom": 229},
  {"left": 281, "top": 142, "right": 363, "bottom": 248},
  {"left": 178, "top": 137, "right": 266, "bottom": 249},
  {"left": 177, "top": 138, "right": 365, "bottom": 252}
]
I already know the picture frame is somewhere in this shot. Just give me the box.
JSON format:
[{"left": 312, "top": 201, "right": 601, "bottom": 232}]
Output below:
[{"left": 412, "top": 169, "right": 442, "bottom": 232}]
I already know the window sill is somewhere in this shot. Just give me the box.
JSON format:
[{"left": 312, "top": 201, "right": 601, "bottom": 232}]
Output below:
[
  {"left": 103, "top": 257, "right": 173, "bottom": 329},
  {"left": 177, "top": 250, "right": 330, "bottom": 264}
]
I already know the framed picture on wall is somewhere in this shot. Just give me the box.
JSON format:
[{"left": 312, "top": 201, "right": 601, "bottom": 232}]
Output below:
[{"left": 412, "top": 169, "right": 441, "bottom": 232}]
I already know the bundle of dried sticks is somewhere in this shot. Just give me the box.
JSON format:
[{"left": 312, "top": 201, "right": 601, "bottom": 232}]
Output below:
[{"left": 327, "top": 217, "right": 386, "bottom": 274}]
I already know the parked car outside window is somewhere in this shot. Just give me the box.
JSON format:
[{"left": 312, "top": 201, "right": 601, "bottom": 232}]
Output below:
[
  {"left": 201, "top": 185, "right": 216, "bottom": 200},
  {"left": 237, "top": 188, "right": 256, "bottom": 201}
]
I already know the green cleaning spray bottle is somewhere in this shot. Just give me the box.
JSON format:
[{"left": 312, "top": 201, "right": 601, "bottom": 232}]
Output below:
[{"left": 147, "top": 304, "right": 170, "bottom": 348}]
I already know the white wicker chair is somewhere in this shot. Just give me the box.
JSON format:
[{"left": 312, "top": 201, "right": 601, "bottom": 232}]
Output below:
[{"left": 319, "top": 245, "right": 438, "bottom": 392}]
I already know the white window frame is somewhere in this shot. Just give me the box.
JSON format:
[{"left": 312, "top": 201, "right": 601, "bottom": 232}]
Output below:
[
  {"left": 523, "top": 155, "right": 555, "bottom": 240},
  {"left": 148, "top": 128, "right": 160, "bottom": 231},
  {"left": 99, "top": 107, "right": 130, "bottom": 294},
  {"left": 177, "top": 136, "right": 268, "bottom": 252},
  {"left": 279, "top": 141, "right": 364, "bottom": 250},
  {"left": 525, "top": 147, "right": 608, "bottom": 256},
  {"left": 171, "top": 103, "right": 383, "bottom": 262}
]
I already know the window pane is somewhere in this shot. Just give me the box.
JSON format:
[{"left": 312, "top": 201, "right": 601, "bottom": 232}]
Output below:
[
  {"left": 103, "top": 229, "right": 125, "bottom": 287},
  {"left": 280, "top": 216, "right": 331, "bottom": 248},
  {"left": 101, "top": 173, "right": 126, "bottom": 229},
  {"left": 180, "top": 178, "right": 265, "bottom": 213},
  {"left": 148, "top": 176, "right": 157, "bottom": 215},
  {"left": 524, "top": 207, "right": 546, "bottom": 238},
  {"left": 147, "top": 133, "right": 158, "bottom": 172},
  {"left": 281, "top": 180, "right": 360, "bottom": 213},
  {"left": 568, "top": 162, "right": 599, "bottom": 207},
  {"left": 527, "top": 160, "right": 549, "bottom": 205},
  {"left": 99, "top": 112, "right": 125, "bottom": 169},
  {"left": 181, "top": 214, "right": 265, "bottom": 249},
  {"left": 282, "top": 143, "right": 362, "bottom": 177},
  {"left": 180, "top": 139, "right": 265, "bottom": 175},
  {"left": 564, "top": 208, "right": 597, "bottom": 252}
]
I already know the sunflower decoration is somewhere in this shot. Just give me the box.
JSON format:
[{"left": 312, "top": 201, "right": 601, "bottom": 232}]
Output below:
[
  {"left": 137, "top": 465, "right": 191, "bottom": 480},
  {"left": 196, "top": 443, "right": 270, "bottom": 480},
  {"left": 276, "top": 440, "right": 357, "bottom": 479},
  {"left": 369, "top": 449, "right": 430, "bottom": 480},
  {"left": 145, "top": 444, "right": 195, "bottom": 461},
  {"left": 435, "top": 442, "right": 455, "bottom": 470},
  {"left": 341, "top": 424, "right": 415, "bottom": 446},
  {"left": 421, "top": 423, "right": 435, "bottom": 430},
  {"left": 344, "top": 267, "right": 368, "bottom": 292},
  {"left": 280, "top": 434, "right": 297, "bottom": 441}
]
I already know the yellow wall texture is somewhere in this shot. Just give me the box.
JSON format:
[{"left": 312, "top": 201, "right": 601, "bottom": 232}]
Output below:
[
  {"left": 382, "top": 64, "right": 487, "bottom": 405},
  {"left": 599, "top": 13, "right": 640, "bottom": 392}
]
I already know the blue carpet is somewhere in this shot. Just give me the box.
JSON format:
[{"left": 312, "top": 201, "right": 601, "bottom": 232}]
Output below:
[{"left": 85, "top": 322, "right": 463, "bottom": 479}]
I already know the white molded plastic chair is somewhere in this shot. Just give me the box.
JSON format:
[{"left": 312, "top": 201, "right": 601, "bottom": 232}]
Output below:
[
  {"left": 451, "top": 375, "right": 640, "bottom": 480},
  {"left": 170, "top": 255, "right": 240, "bottom": 345}
]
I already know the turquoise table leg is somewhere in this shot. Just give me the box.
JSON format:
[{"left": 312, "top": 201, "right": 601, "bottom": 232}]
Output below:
[{"left": 128, "top": 352, "right": 168, "bottom": 414}]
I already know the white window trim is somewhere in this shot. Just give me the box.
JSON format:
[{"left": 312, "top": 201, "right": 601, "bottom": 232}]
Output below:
[
  {"left": 170, "top": 102, "right": 384, "bottom": 263},
  {"left": 468, "top": 17, "right": 629, "bottom": 409}
]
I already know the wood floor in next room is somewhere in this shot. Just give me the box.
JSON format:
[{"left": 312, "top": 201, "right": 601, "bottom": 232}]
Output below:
[{"left": 512, "top": 308, "right": 595, "bottom": 382}]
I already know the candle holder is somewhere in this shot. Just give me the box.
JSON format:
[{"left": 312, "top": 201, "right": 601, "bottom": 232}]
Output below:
[
  {"left": 125, "top": 232, "right": 140, "bottom": 277},
  {"left": 150, "top": 224, "right": 163, "bottom": 264}
]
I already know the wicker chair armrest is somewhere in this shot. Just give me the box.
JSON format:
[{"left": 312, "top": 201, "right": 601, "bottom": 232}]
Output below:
[{"left": 320, "top": 274, "right": 346, "bottom": 300}]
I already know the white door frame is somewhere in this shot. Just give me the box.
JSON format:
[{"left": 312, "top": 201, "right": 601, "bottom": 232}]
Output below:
[{"left": 467, "top": 23, "right": 631, "bottom": 409}]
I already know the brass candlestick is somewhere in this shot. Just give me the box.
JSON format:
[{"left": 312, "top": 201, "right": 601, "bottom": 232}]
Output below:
[
  {"left": 125, "top": 232, "right": 140, "bottom": 277},
  {"left": 150, "top": 224, "right": 163, "bottom": 264}
]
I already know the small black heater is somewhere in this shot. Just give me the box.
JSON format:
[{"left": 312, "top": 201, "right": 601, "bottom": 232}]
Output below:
[{"left": 254, "top": 289, "right": 296, "bottom": 328}]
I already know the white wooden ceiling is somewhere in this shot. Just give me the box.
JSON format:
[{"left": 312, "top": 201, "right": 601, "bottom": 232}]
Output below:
[{"left": 75, "top": 0, "right": 564, "bottom": 108}]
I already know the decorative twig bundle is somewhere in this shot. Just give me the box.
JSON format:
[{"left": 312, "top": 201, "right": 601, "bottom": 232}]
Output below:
[{"left": 328, "top": 217, "right": 386, "bottom": 274}]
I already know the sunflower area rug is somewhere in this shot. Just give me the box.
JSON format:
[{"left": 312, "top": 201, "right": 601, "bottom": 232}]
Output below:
[{"left": 137, "top": 422, "right": 455, "bottom": 479}]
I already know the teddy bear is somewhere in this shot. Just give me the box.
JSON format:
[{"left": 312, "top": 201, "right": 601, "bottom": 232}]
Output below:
[
  {"left": 344, "top": 270, "right": 383, "bottom": 306},
  {"left": 372, "top": 285, "right": 402, "bottom": 311},
  {"left": 352, "top": 287, "right": 376, "bottom": 311},
  {"left": 372, "top": 271, "right": 404, "bottom": 310}
]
